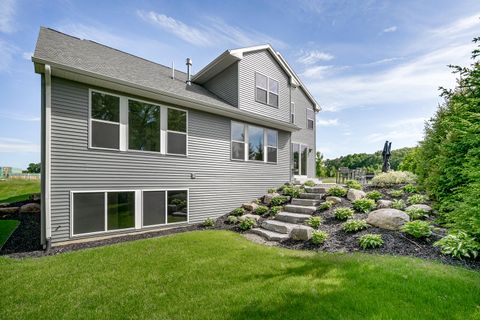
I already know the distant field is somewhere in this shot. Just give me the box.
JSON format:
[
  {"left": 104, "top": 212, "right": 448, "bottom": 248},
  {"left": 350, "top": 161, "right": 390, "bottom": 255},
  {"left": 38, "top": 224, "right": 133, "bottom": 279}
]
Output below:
[{"left": 0, "top": 179, "right": 40, "bottom": 204}]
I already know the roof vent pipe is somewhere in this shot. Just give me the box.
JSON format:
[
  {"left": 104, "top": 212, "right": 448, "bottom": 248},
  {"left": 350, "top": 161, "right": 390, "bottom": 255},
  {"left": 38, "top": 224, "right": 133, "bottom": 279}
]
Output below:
[
  {"left": 186, "top": 58, "right": 192, "bottom": 85},
  {"left": 171, "top": 61, "right": 175, "bottom": 80}
]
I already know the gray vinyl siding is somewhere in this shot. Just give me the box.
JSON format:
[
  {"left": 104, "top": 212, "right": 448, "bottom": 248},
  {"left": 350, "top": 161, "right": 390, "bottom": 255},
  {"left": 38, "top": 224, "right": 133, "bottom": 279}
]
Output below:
[
  {"left": 291, "top": 87, "right": 316, "bottom": 178},
  {"left": 238, "top": 50, "right": 290, "bottom": 122},
  {"left": 49, "top": 77, "right": 290, "bottom": 244},
  {"left": 203, "top": 62, "right": 238, "bottom": 107}
]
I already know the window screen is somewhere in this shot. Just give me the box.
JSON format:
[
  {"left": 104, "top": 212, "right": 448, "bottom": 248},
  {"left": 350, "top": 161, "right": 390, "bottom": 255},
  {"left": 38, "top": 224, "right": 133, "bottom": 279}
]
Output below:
[
  {"left": 91, "top": 121, "right": 120, "bottom": 149},
  {"left": 143, "top": 191, "right": 166, "bottom": 226},
  {"left": 73, "top": 192, "right": 105, "bottom": 235}
]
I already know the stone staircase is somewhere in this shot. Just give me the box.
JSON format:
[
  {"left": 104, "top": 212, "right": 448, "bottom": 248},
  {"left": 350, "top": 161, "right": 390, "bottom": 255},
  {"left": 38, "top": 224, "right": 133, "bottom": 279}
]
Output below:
[{"left": 250, "top": 186, "right": 327, "bottom": 241}]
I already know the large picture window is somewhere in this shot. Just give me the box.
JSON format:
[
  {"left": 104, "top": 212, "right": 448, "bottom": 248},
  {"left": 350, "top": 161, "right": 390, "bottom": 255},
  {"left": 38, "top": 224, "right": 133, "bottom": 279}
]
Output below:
[
  {"left": 167, "top": 108, "right": 187, "bottom": 155},
  {"left": 231, "top": 122, "right": 246, "bottom": 160},
  {"left": 90, "top": 92, "right": 120, "bottom": 149},
  {"left": 255, "top": 72, "right": 279, "bottom": 107},
  {"left": 248, "top": 125, "right": 264, "bottom": 161},
  {"left": 128, "top": 100, "right": 160, "bottom": 152}
]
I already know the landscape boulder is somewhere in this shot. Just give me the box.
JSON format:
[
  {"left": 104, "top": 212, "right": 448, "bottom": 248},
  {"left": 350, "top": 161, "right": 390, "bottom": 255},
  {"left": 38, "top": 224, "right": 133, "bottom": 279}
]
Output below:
[
  {"left": 242, "top": 202, "right": 259, "bottom": 212},
  {"left": 238, "top": 214, "right": 261, "bottom": 222},
  {"left": 290, "top": 225, "right": 313, "bottom": 241},
  {"left": 377, "top": 200, "right": 392, "bottom": 209},
  {"left": 0, "top": 207, "right": 19, "bottom": 214},
  {"left": 347, "top": 189, "right": 366, "bottom": 201},
  {"left": 406, "top": 204, "right": 432, "bottom": 213},
  {"left": 20, "top": 203, "right": 41, "bottom": 213},
  {"left": 325, "top": 196, "right": 342, "bottom": 204},
  {"left": 366, "top": 208, "right": 410, "bottom": 230},
  {"left": 263, "top": 192, "right": 280, "bottom": 205}
]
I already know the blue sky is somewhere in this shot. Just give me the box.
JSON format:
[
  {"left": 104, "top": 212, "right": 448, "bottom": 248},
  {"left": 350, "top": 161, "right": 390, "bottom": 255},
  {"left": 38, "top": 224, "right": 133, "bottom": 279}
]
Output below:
[{"left": 0, "top": 0, "right": 479, "bottom": 169}]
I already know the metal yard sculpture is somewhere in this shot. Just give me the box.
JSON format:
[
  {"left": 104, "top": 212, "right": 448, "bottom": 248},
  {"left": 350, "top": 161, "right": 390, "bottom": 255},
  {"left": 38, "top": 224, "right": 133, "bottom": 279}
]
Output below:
[{"left": 382, "top": 141, "right": 392, "bottom": 172}]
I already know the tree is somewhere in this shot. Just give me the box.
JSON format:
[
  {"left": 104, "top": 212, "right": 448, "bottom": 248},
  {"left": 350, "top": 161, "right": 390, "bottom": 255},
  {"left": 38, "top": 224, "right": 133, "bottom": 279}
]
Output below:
[
  {"left": 315, "top": 152, "right": 328, "bottom": 177},
  {"left": 27, "top": 163, "right": 41, "bottom": 173}
]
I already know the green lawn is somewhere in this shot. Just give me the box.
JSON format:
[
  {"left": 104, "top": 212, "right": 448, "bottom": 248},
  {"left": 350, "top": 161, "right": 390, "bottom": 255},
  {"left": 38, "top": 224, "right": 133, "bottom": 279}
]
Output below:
[
  {"left": 1, "top": 230, "right": 479, "bottom": 320},
  {"left": 0, "top": 220, "right": 20, "bottom": 248},
  {"left": 0, "top": 179, "right": 40, "bottom": 203}
]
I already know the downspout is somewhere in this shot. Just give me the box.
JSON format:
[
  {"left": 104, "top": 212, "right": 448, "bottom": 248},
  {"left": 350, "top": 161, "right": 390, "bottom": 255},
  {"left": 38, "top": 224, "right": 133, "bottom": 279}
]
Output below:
[{"left": 44, "top": 64, "right": 52, "bottom": 249}]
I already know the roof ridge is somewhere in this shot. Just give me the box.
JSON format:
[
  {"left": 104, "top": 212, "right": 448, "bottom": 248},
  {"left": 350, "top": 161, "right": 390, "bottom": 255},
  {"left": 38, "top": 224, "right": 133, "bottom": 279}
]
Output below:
[{"left": 43, "top": 27, "right": 188, "bottom": 76}]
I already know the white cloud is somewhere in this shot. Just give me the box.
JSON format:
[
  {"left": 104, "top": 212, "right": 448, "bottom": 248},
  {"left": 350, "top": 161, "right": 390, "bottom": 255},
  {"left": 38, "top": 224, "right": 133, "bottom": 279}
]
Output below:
[
  {"left": 297, "top": 50, "right": 334, "bottom": 65},
  {"left": 137, "top": 10, "right": 286, "bottom": 48},
  {"left": 383, "top": 26, "right": 397, "bottom": 33},
  {"left": 0, "top": 39, "right": 17, "bottom": 71},
  {"left": 0, "top": 137, "right": 39, "bottom": 153},
  {"left": 362, "top": 57, "right": 402, "bottom": 67},
  {"left": 301, "top": 65, "right": 334, "bottom": 79},
  {"left": 0, "top": 112, "right": 40, "bottom": 122},
  {"left": 22, "top": 52, "right": 33, "bottom": 60},
  {"left": 430, "top": 13, "right": 480, "bottom": 38},
  {"left": 316, "top": 118, "right": 339, "bottom": 126},
  {"left": 0, "top": 0, "right": 15, "bottom": 33}
]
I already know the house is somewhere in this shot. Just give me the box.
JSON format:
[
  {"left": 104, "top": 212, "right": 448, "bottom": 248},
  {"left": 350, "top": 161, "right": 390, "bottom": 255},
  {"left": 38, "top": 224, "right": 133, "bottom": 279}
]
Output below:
[{"left": 32, "top": 27, "right": 320, "bottom": 247}]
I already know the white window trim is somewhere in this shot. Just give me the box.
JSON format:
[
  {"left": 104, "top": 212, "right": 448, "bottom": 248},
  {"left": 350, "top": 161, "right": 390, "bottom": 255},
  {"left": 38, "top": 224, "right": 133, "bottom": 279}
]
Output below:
[
  {"left": 70, "top": 188, "right": 190, "bottom": 238},
  {"left": 230, "top": 120, "right": 277, "bottom": 164},
  {"left": 255, "top": 72, "right": 279, "bottom": 108},
  {"left": 306, "top": 109, "right": 315, "bottom": 130},
  {"left": 291, "top": 102, "right": 295, "bottom": 124},
  {"left": 88, "top": 89, "right": 124, "bottom": 151},
  {"left": 88, "top": 89, "right": 188, "bottom": 156}
]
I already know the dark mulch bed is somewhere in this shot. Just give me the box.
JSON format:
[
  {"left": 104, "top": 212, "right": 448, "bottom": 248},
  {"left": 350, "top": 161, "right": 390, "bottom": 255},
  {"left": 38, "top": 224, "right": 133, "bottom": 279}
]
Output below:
[{"left": 0, "top": 200, "right": 42, "bottom": 255}]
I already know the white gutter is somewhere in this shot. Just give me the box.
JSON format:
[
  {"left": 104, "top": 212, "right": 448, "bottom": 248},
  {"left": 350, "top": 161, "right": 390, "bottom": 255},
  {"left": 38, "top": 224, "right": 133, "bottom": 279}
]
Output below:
[{"left": 44, "top": 64, "right": 52, "bottom": 245}]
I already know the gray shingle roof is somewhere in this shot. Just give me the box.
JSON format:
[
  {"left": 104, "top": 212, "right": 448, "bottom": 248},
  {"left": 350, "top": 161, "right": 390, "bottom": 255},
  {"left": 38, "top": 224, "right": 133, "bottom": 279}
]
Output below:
[{"left": 33, "top": 27, "right": 235, "bottom": 110}]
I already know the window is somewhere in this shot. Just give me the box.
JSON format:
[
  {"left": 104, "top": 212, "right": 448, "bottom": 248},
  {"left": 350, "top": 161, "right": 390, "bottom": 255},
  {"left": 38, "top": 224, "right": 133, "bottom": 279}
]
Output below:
[
  {"left": 301, "top": 144, "right": 308, "bottom": 175},
  {"left": 291, "top": 102, "right": 295, "bottom": 124},
  {"left": 143, "top": 191, "right": 166, "bottom": 226},
  {"left": 90, "top": 91, "right": 120, "bottom": 149},
  {"left": 72, "top": 191, "right": 135, "bottom": 235},
  {"left": 248, "top": 125, "right": 264, "bottom": 161},
  {"left": 231, "top": 122, "right": 246, "bottom": 160},
  {"left": 307, "top": 109, "right": 315, "bottom": 130},
  {"left": 255, "top": 72, "right": 279, "bottom": 107},
  {"left": 167, "top": 190, "right": 188, "bottom": 223},
  {"left": 167, "top": 108, "right": 187, "bottom": 155},
  {"left": 89, "top": 90, "right": 189, "bottom": 156},
  {"left": 292, "top": 143, "right": 308, "bottom": 176},
  {"left": 128, "top": 100, "right": 160, "bottom": 152},
  {"left": 266, "top": 129, "right": 278, "bottom": 163}
]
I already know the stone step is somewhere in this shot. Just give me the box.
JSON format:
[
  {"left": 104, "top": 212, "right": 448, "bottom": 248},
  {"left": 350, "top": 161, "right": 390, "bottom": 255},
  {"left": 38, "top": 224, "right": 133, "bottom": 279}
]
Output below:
[
  {"left": 261, "top": 220, "right": 298, "bottom": 234},
  {"left": 276, "top": 212, "right": 311, "bottom": 224},
  {"left": 291, "top": 198, "right": 320, "bottom": 206},
  {"left": 284, "top": 204, "right": 317, "bottom": 214},
  {"left": 299, "top": 193, "right": 324, "bottom": 200},
  {"left": 250, "top": 228, "right": 290, "bottom": 241},
  {"left": 304, "top": 186, "right": 327, "bottom": 194}
]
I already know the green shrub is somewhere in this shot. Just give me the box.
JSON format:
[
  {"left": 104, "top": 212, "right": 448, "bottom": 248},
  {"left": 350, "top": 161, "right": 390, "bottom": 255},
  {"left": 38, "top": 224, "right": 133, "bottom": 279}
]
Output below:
[
  {"left": 434, "top": 232, "right": 480, "bottom": 259},
  {"left": 391, "top": 199, "right": 406, "bottom": 210},
  {"left": 352, "top": 199, "right": 376, "bottom": 213},
  {"left": 267, "top": 188, "right": 277, "bottom": 194},
  {"left": 231, "top": 207, "right": 245, "bottom": 216},
  {"left": 334, "top": 207, "right": 354, "bottom": 220},
  {"left": 407, "top": 194, "right": 428, "bottom": 205},
  {"left": 388, "top": 189, "right": 404, "bottom": 198},
  {"left": 359, "top": 234, "right": 384, "bottom": 249},
  {"left": 318, "top": 201, "right": 333, "bottom": 211},
  {"left": 371, "top": 171, "right": 417, "bottom": 187},
  {"left": 255, "top": 205, "right": 269, "bottom": 215},
  {"left": 203, "top": 218, "right": 215, "bottom": 227},
  {"left": 226, "top": 215, "right": 238, "bottom": 224},
  {"left": 269, "top": 206, "right": 283, "bottom": 216},
  {"left": 282, "top": 186, "right": 303, "bottom": 198},
  {"left": 401, "top": 221, "right": 432, "bottom": 238},
  {"left": 311, "top": 230, "right": 329, "bottom": 244},
  {"left": 342, "top": 219, "right": 369, "bottom": 232},
  {"left": 239, "top": 218, "right": 256, "bottom": 231},
  {"left": 303, "top": 180, "right": 316, "bottom": 187},
  {"left": 327, "top": 186, "right": 347, "bottom": 197},
  {"left": 306, "top": 216, "right": 323, "bottom": 229},
  {"left": 346, "top": 179, "right": 362, "bottom": 190},
  {"left": 270, "top": 196, "right": 288, "bottom": 206},
  {"left": 403, "top": 184, "right": 417, "bottom": 193},
  {"left": 366, "top": 191, "right": 383, "bottom": 201},
  {"left": 405, "top": 207, "right": 428, "bottom": 220}
]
